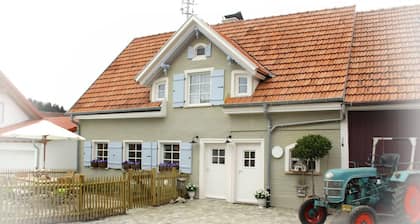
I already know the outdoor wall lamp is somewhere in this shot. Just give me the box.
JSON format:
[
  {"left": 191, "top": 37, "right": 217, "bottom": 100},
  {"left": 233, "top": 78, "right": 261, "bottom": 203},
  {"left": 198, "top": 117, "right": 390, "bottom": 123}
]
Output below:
[
  {"left": 190, "top": 136, "right": 199, "bottom": 144},
  {"left": 225, "top": 135, "right": 232, "bottom": 143},
  {"left": 160, "top": 63, "right": 170, "bottom": 75}
]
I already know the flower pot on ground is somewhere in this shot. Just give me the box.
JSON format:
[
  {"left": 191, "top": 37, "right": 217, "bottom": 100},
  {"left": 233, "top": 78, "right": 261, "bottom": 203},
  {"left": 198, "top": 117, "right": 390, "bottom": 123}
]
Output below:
[
  {"left": 254, "top": 189, "right": 270, "bottom": 208},
  {"left": 185, "top": 183, "right": 198, "bottom": 200}
]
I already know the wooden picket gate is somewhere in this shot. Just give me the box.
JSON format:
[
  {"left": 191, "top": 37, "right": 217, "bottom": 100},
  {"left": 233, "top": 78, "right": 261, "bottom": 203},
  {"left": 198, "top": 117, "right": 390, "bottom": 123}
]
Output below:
[{"left": 0, "top": 168, "right": 182, "bottom": 223}]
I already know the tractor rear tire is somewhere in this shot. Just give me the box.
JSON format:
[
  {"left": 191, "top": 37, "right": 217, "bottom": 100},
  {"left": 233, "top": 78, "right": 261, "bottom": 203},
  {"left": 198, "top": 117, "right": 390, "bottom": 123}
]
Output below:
[
  {"left": 392, "top": 177, "right": 420, "bottom": 224},
  {"left": 349, "top": 205, "right": 377, "bottom": 224},
  {"left": 298, "top": 198, "right": 327, "bottom": 224}
]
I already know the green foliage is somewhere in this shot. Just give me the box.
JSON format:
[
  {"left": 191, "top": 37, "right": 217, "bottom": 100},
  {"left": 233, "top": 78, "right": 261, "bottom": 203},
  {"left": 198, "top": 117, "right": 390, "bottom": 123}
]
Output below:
[
  {"left": 292, "top": 134, "right": 332, "bottom": 161},
  {"left": 28, "top": 98, "right": 66, "bottom": 113}
]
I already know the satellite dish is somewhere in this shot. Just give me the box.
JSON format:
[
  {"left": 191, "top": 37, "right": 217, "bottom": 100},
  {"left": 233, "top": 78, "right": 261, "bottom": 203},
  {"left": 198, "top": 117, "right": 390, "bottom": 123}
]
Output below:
[{"left": 272, "top": 146, "right": 284, "bottom": 159}]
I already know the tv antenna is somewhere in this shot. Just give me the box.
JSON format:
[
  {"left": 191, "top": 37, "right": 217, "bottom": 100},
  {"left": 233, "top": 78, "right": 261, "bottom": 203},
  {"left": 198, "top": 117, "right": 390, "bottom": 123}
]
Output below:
[{"left": 181, "top": 0, "right": 196, "bottom": 20}]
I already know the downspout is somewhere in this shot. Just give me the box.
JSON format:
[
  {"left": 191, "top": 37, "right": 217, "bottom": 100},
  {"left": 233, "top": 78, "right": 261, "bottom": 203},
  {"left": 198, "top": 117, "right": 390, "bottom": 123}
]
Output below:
[
  {"left": 71, "top": 114, "right": 81, "bottom": 172},
  {"left": 263, "top": 103, "right": 345, "bottom": 206},
  {"left": 263, "top": 103, "right": 272, "bottom": 207}
]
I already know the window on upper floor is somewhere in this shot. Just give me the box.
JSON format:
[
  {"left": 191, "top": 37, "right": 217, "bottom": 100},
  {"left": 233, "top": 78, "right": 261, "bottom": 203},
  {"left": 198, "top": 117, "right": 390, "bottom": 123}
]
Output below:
[
  {"left": 187, "top": 69, "right": 211, "bottom": 105},
  {"left": 231, "top": 71, "right": 252, "bottom": 97},
  {"left": 188, "top": 43, "right": 211, "bottom": 61},
  {"left": 152, "top": 78, "right": 168, "bottom": 102}
]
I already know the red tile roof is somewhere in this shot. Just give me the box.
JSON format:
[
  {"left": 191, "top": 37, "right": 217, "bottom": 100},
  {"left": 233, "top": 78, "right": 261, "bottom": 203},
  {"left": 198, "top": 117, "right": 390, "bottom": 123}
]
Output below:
[
  {"left": 346, "top": 5, "right": 420, "bottom": 104},
  {"left": 69, "top": 5, "right": 420, "bottom": 113}
]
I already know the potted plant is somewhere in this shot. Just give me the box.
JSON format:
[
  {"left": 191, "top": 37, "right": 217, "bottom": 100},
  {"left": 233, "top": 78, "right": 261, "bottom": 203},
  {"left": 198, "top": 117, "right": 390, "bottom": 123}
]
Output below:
[
  {"left": 159, "top": 162, "right": 179, "bottom": 172},
  {"left": 122, "top": 161, "right": 130, "bottom": 170},
  {"left": 292, "top": 134, "right": 332, "bottom": 197},
  {"left": 254, "top": 189, "right": 270, "bottom": 208},
  {"left": 97, "top": 160, "right": 107, "bottom": 168},
  {"left": 90, "top": 159, "right": 98, "bottom": 168},
  {"left": 185, "top": 183, "right": 198, "bottom": 200}
]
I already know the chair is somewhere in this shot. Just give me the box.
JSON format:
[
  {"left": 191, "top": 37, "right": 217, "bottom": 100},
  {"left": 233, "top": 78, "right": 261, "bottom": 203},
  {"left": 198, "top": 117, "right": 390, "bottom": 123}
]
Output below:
[{"left": 377, "top": 153, "right": 400, "bottom": 176}]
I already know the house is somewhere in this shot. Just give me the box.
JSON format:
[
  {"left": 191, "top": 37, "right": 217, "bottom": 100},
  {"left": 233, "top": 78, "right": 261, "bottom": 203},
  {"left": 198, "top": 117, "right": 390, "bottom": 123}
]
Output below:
[
  {"left": 68, "top": 5, "right": 420, "bottom": 208},
  {"left": 0, "top": 71, "right": 79, "bottom": 170}
]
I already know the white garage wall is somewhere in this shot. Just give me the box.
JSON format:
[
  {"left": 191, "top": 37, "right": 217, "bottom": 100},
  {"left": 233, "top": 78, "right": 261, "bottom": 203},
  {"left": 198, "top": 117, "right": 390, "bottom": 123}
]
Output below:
[
  {"left": 44, "top": 141, "right": 77, "bottom": 170},
  {"left": 0, "top": 142, "right": 37, "bottom": 169}
]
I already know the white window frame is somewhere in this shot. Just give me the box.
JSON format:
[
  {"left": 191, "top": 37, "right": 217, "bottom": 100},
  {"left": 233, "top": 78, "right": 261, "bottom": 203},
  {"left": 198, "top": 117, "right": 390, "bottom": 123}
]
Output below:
[
  {"left": 151, "top": 77, "right": 168, "bottom": 102},
  {"left": 123, "top": 140, "right": 143, "bottom": 162},
  {"left": 185, "top": 67, "right": 213, "bottom": 107},
  {"left": 158, "top": 140, "right": 182, "bottom": 164},
  {"left": 231, "top": 70, "right": 252, "bottom": 97},
  {"left": 284, "top": 143, "right": 321, "bottom": 174},
  {"left": 0, "top": 102, "right": 4, "bottom": 124},
  {"left": 92, "top": 140, "right": 110, "bottom": 162},
  {"left": 192, "top": 43, "right": 207, "bottom": 61}
]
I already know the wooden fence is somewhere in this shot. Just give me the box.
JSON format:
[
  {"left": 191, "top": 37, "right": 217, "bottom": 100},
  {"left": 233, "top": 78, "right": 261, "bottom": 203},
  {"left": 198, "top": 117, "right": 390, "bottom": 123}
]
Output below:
[{"left": 0, "top": 168, "right": 183, "bottom": 223}]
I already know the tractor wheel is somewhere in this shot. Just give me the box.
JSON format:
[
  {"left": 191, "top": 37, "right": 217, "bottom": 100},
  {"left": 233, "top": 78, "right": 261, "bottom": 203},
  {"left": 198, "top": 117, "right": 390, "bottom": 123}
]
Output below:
[
  {"left": 298, "top": 198, "right": 327, "bottom": 224},
  {"left": 349, "top": 205, "right": 377, "bottom": 224},
  {"left": 392, "top": 177, "right": 420, "bottom": 224}
]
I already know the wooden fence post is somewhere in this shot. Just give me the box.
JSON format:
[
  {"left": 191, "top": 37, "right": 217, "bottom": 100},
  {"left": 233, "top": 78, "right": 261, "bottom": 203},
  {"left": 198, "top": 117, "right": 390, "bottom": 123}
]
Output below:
[
  {"left": 124, "top": 171, "right": 132, "bottom": 209},
  {"left": 78, "top": 175, "right": 85, "bottom": 221},
  {"left": 171, "top": 168, "right": 177, "bottom": 199},
  {"left": 151, "top": 168, "right": 157, "bottom": 206}
]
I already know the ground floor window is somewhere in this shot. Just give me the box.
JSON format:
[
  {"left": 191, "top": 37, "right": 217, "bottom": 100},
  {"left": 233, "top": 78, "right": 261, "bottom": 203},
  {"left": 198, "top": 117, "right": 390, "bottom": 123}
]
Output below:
[
  {"left": 163, "top": 144, "right": 180, "bottom": 164},
  {"left": 95, "top": 142, "right": 108, "bottom": 161},
  {"left": 127, "top": 143, "right": 142, "bottom": 164}
]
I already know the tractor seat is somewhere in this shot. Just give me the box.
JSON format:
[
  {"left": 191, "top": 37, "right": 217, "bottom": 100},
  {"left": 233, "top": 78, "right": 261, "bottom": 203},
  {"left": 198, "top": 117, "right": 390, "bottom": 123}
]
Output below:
[{"left": 377, "top": 153, "right": 400, "bottom": 174}]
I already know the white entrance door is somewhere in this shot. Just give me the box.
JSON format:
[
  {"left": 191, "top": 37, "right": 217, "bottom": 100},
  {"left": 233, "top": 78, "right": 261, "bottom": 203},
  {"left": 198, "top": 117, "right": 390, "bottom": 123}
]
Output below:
[
  {"left": 205, "top": 143, "right": 227, "bottom": 199},
  {"left": 236, "top": 143, "right": 263, "bottom": 203}
]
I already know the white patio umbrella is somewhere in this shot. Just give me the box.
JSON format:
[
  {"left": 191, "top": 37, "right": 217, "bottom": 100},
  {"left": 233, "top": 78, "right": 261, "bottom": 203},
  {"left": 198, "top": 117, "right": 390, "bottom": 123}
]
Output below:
[{"left": 1, "top": 120, "right": 85, "bottom": 169}]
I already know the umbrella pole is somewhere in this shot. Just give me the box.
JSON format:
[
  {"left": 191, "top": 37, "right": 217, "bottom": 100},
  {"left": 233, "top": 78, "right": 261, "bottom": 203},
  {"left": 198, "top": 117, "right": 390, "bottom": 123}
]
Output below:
[{"left": 42, "top": 136, "right": 47, "bottom": 170}]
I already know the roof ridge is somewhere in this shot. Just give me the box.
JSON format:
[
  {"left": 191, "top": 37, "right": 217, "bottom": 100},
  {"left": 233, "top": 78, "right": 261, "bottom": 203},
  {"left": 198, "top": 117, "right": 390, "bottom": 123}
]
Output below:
[
  {"left": 356, "top": 4, "right": 420, "bottom": 14},
  {"left": 213, "top": 5, "right": 356, "bottom": 27}
]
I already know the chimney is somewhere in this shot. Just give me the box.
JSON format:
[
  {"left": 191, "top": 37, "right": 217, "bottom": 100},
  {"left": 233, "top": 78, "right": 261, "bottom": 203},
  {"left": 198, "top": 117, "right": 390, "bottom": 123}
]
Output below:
[{"left": 222, "top": 11, "right": 243, "bottom": 23}]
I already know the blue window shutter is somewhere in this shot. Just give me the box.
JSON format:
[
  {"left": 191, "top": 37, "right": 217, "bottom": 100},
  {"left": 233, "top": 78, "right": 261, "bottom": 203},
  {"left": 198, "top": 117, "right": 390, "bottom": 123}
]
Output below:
[
  {"left": 83, "top": 141, "right": 92, "bottom": 167},
  {"left": 180, "top": 142, "right": 192, "bottom": 174},
  {"left": 205, "top": 43, "right": 212, "bottom": 57},
  {"left": 108, "top": 141, "right": 123, "bottom": 169},
  {"left": 187, "top": 46, "right": 194, "bottom": 59},
  {"left": 151, "top": 142, "right": 158, "bottom": 169},
  {"left": 172, "top": 73, "right": 185, "bottom": 108},
  {"left": 210, "top": 69, "right": 225, "bottom": 105},
  {"left": 142, "top": 142, "right": 152, "bottom": 170}
]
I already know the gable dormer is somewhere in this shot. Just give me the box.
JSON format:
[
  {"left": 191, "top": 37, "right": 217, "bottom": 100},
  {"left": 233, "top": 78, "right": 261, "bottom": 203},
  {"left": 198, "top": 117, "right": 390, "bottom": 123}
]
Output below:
[{"left": 137, "top": 16, "right": 270, "bottom": 108}]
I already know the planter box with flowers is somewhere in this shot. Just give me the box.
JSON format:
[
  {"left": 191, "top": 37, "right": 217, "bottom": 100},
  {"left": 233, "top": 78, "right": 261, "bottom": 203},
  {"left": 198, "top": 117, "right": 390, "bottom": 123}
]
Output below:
[
  {"left": 122, "top": 161, "right": 141, "bottom": 170},
  {"left": 185, "top": 183, "right": 198, "bottom": 200},
  {"left": 254, "top": 189, "right": 270, "bottom": 208},
  {"left": 90, "top": 160, "right": 99, "bottom": 168},
  {"left": 159, "top": 162, "right": 179, "bottom": 172},
  {"left": 97, "top": 160, "right": 107, "bottom": 168}
]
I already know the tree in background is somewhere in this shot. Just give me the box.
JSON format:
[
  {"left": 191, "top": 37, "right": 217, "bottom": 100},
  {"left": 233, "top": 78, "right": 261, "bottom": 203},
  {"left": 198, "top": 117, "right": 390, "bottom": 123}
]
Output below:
[{"left": 28, "top": 98, "right": 66, "bottom": 113}]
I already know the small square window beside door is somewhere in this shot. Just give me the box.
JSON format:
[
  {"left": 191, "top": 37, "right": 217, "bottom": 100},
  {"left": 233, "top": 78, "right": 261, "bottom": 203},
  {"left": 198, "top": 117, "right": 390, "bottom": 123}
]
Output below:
[
  {"left": 212, "top": 149, "right": 225, "bottom": 164},
  {"left": 243, "top": 150, "right": 255, "bottom": 168}
]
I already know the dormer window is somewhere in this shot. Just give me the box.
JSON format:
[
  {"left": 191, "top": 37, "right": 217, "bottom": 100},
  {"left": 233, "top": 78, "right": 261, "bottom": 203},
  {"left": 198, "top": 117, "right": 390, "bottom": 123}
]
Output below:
[
  {"left": 231, "top": 70, "right": 252, "bottom": 97},
  {"left": 152, "top": 77, "right": 168, "bottom": 102},
  {"left": 188, "top": 43, "right": 211, "bottom": 61}
]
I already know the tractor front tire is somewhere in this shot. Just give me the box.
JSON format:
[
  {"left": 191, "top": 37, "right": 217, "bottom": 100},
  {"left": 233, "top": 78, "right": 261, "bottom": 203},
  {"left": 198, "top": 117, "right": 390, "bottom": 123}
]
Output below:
[
  {"left": 298, "top": 198, "right": 327, "bottom": 224},
  {"left": 349, "top": 205, "right": 377, "bottom": 224},
  {"left": 392, "top": 177, "right": 420, "bottom": 224}
]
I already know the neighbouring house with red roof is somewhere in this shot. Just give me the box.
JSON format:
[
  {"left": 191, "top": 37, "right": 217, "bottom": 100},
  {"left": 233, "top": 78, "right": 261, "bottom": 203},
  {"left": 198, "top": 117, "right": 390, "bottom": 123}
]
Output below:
[
  {"left": 0, "top": 71, "right": 79, "bottom": 170},
  {"left": 69, "top": 5, "right": 420, "bottom": 208}
]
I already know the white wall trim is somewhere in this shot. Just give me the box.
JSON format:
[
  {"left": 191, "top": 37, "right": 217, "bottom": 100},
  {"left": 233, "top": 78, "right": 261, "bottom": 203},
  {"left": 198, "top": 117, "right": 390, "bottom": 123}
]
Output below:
[
  {"left": 223, "top": 102, "right": 342, "bottom": 114},
  {"left": 348, "top": 103, "right": 420, "bottom": 111}
]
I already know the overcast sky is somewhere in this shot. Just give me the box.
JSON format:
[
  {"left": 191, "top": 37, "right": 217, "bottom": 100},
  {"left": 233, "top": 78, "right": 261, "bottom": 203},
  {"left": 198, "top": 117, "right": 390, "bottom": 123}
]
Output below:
[{"left": 1, "top": 0, "right": 419, "bottom": 110}]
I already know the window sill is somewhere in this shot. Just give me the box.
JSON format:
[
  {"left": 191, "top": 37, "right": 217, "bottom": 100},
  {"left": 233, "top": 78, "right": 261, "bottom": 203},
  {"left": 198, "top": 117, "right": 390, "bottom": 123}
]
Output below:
[
  {"left": 285, "top": 171, "right": 321, "bottom": 176},
  {"left": 183, "top": 103, "right": 212, "bottom": 108},
  {"left": 192, "top": 55, "right": 207, "bottom": 61}
]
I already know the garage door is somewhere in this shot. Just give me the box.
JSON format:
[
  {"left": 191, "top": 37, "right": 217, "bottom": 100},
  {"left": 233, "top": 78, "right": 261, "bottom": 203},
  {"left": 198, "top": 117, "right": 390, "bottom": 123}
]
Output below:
[{"left": 0, "top": 142, "right": 35, "bottom": 169}]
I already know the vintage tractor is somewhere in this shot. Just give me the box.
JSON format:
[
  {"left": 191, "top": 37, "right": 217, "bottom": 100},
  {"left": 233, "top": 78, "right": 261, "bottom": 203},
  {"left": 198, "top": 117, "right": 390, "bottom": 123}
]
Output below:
[{"left": 298, "top": 137, "right": 420, "bottom": 224}]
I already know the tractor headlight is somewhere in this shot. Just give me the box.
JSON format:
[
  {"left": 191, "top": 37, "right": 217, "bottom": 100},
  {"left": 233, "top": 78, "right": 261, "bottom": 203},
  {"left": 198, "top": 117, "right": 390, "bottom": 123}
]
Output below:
[{"left": 325, "top": 171, "right": 334, "bottom": 179}]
